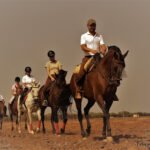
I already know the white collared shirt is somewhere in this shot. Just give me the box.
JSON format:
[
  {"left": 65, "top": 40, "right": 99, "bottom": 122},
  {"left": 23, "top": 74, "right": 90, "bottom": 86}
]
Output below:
[
  {"left": 80, "top": 31, "right": 105, "bottom": 56},
  {"left": 22, "top": 75, "right": 35, "bottom": 88}
]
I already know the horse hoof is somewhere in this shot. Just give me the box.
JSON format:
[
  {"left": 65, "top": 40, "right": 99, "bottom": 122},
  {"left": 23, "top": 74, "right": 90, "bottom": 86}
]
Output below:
[
  {"left": 36, "top": 128, "right": 40, "bottom": 133},
  {"left": 29, "top": 130, "right": 34, "bottom": 135},
  {"left": 107, "top": 136, "right": 113, "bottom": 142},
  {"left": 82, "top": 137, "right": 87, "bottom": 140},
  {"left": 56, "top": 134, "right": 61, "bottom": 137},
  {"left": 18, "top": 130, "right": 21, "bottom": 134},
  {"left": 81, "top": 131, "right": 88, "bottom": 138}
]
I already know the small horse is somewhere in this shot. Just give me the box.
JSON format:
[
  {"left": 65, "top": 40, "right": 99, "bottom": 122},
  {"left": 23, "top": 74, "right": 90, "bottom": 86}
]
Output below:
[
  {"left": 39, "top": 70, "right": 72, "bottom": 135},
  {"left": 8, "top": 96, "right": 28, "bottom": 133},
  {"left": 0, "top": 101, "right": 5, "bottom": 129},
  {"left": 18, "top": 83, "right": 41, "bottom": 134},
  {"left": 70, "top": 46, "right": 129, "bottom": 141}
]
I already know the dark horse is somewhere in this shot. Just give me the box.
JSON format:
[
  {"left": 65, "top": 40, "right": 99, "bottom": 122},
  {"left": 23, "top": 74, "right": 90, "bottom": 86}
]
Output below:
[
  {"left": 70, "top": 46, "right": 129, "bottom": 140},
  {"left": 39, "top": 70, "right": 71, "bottom": 135}
]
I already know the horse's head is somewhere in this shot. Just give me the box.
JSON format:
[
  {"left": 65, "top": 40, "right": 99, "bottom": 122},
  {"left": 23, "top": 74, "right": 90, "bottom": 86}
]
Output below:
[
  {"left": 107, "top": 46, "right": 129, "bottom": 85},
  {"left": 30, "top": 82, "right": 40, "bottom": 100},
  {"left": 55, "top": 69, "right": 67, "bottom": 85}
]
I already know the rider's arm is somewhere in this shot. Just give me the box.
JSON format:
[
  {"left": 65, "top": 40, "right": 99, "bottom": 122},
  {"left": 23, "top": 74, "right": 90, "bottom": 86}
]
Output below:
[
  {"left": 80, "top": 44, "right": 98, "bottom": 54},
  {"left": 11, "top": 85, "right": 17, "bottom": 96},
  {"left": 46, "top": 66, "right": 55, "bottom": 81},
  {"left": 99, "top": 35, "right": 107, "bottom": 55},
  {"left": 100, "top": 44, "right": 107, "bottom": 55}
]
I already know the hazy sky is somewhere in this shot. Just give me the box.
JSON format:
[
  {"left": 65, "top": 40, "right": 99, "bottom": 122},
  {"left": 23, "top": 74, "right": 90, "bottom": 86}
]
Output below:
[{"left": 0, "top": 0, "right": 150, "bottom": 113}]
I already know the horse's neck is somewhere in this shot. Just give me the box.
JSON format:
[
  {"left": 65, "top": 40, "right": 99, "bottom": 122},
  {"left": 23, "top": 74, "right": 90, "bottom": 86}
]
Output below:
[
  {"left": 26, "top": 92, "right": 33, "bottom": 101},
  {"left": 96, "top": 54, "right": 112, "bottom": 79},
  {"left": 56, "top": 79, "right": 66, "bottom": 87}
]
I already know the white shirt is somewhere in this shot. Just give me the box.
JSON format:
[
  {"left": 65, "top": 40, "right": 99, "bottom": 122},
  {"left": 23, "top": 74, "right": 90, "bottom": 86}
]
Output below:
[
  {"left": 80, "top": 31, "right": 105, "bottom": 56},
  {"left": 22, "top": 75, "right": 35, "bottom": 88},
  {"left": 0, "top": 95, "right": 4, "bottom": 101}
]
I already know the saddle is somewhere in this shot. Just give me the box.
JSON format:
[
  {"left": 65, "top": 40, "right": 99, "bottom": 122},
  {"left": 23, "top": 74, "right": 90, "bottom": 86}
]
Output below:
[{"left": 74, "top": 53, "right": 101, "bottom": 74}]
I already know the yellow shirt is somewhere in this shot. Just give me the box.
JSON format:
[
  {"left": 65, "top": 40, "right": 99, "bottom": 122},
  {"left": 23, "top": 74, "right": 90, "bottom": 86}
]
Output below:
[{"left": 45, "top": 60, "right": 62, "bottom": 77}]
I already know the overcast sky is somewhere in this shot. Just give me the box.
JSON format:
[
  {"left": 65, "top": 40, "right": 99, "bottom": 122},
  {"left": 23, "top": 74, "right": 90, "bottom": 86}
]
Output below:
[{"left": 0, "top": 0, "right": 150, "bottom": 113}]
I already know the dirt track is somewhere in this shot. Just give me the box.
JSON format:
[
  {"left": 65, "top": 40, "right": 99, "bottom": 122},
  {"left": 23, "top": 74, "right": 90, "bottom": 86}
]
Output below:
[{"left": 0, "top": 117, "right": 150, "bottom": 150}]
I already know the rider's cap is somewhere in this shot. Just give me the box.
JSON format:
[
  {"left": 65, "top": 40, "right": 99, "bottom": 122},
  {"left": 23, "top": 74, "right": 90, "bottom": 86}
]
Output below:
[
  {"left": 25, "top": 66, "right": 32, "bottom": 73},
  {"left": 87, "top": 18, "right": 96, "bottom": 26},
  {"left": 48, "top": 50, "right": 55, "bottom": 57}
]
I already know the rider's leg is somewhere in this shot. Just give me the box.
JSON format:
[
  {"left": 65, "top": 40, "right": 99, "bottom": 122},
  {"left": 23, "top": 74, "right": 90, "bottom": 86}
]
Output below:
[
  {"left": 20, "top": 88, "right": 28, "bottom": 102},
  {"left": 74, "top": 57, "right": 90, "bottom": 99},
  {"left": 42, "top": 77, "right": 52, "bottom": 106}
]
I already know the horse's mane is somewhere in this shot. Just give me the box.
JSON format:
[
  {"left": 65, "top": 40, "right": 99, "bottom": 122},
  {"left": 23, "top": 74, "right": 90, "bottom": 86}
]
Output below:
[
  {"left": 55, "top": 69, "right": 67, "bottom": 87},
  {"left": 101, "top": 45, "right": 123, "bottom": 65},
  {"left": 108, "top": 45, "right": 122, "bottom": 54}
]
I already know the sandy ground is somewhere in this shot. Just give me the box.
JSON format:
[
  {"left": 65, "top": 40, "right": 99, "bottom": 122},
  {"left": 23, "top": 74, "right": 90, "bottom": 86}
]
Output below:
[{"left": 0, "top": 117, "right": 150, "bottom": 150}]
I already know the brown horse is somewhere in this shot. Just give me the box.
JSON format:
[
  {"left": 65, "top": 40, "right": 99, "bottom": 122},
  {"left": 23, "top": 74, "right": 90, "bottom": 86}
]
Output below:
[
  {"left": 0, "top": 101, "right": 5, "bottom": 129},
  {"left": 8, "top": 96, "right": 28, "bottom": 132},
  {"left": 70, "top": 46, "right": 129, "bottom": 140},
  {"left": 39, "top": 70, "right": 72, "bottom": 135}
]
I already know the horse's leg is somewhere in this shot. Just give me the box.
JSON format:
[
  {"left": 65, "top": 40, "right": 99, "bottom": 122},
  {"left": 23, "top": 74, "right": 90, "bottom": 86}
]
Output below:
[
  {"left": 84, "top": 100, "right": 95, "bottom": 136},
  {"left": 52, "top": 107, "right": 60, "bottom": 135},
  {"left": 0, "top": 115, "right": 2, "bottom": 130},
  {"left": 36, "top": 109, "right": 41, "bottom": 133},
  {"left": 60, "top": 106, "right": 68, "bottom": 134},
  {"left": 17, "top": 96, "right": 22, "bottom": 133},
  {"left": 51, "top": 112, "right": 56, "bottom": 134},
  {"left": 27, "top": 109, "right": 34, "bottom": 134},
  {"left": 105, "top": 100, "right": 113, "bottom": 139},
  {"left": 96, "top": 95, "right": 113, "bottom": 142},
  {"left": 0, "top": 120, "right": 1, "bottom": 129},
  {"left": 41, "top": 106, "right": 46, "bottom": 133},
  {"left": 24, "top": 111, "right": 28, "bottom": 130},
  {"left": 18, "top": 108, "right": 22, "bottom": 133},
  {"left": 95, "top": 95, "right": 107, "bottom": 139},
  {"left": 0, "top": 120, "right": 2, "bottom": 129},
  {"left": 75, "top": 99, "right": 87, "bottom": 137},
  {"left": 10, "top": 113, "right": 14, "bottom": 131}
]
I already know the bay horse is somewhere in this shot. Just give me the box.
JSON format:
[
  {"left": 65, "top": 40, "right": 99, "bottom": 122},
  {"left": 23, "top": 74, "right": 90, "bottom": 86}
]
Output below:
[
  {"left": 0, "top": 101, "right": 5, "bottom": 129},
  {"left": 17, "top": 82, "right": 41, "bottom": 134},
  {"left": 70, "top": 45, "right": 129, "bottom": 141},
  {"left": 39, "top": 70, "right": 72, "bottom": 135},
  {"left": 8, "top": 95, "right": 28, "bottom": 133}
]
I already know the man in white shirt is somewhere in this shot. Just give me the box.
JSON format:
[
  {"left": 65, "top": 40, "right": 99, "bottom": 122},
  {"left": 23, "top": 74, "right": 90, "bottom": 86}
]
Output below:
[
  {"left": 20, "top": 66, "right": 36, "bottom": 102},
  {"left": 75, "top": 18, "right": 107, "bottom": 99}
]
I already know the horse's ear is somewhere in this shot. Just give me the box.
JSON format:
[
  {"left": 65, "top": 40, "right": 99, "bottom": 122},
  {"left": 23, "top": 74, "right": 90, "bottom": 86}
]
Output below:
[
  {"left": 37, "top": 82, "right": 40, "bottom": 88},
  {"left": 123, "top": 50, "right": 129, "bottom": 59}
]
